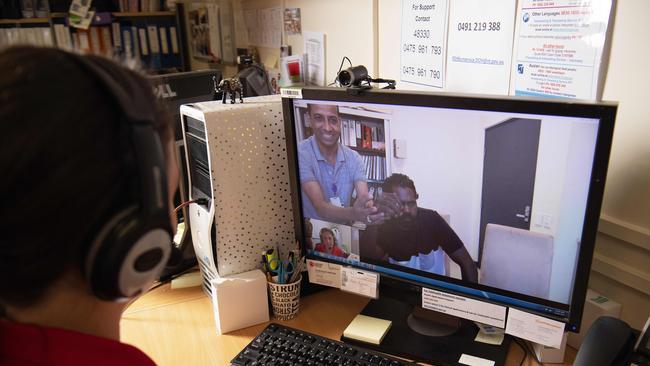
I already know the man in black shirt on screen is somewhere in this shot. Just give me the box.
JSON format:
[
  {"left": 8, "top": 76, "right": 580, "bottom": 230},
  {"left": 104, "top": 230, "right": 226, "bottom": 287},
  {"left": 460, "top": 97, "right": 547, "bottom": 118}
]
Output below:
[{"left": 362, "top": 173, "right": 478, "bottom": 282}]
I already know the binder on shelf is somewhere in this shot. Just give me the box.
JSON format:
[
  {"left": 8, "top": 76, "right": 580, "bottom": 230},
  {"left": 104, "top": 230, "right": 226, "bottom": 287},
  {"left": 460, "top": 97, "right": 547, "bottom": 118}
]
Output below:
[
  {"left": 157, "top": 24, "right": 171, "bottom": 68},
  {"left": 99, "top": 26, "right": 113, "bottom": 57},
  {"left": 146, "top": 23, "right": 162, "bottom": 70},
  {"left": 41, "top": 26, "right": 54, "bottom": 46},
  {"left": 137, "top": 23, "right": 150, "bottom": 68},
  {"left": 76, "top": 29, "right": 91, "bottom": 53},
  {"left": 111, "top": 22, "right": 122, "bottom": 54},
  {"left": 130, "top": 24, "right": 141, "bottom": 60},
  {"left": 167, "top": 22, "right": 181, "bottom": 68},
  {"left": 128, "top": 0, "right": 139, "bottom": 12},
  {"left": 53, "top": 24, "right": 73, "bottom": 50},
  {"left": 88, "top": 27, "right": 102, "bottom": 55},
  {"left": 120, "top": 23, "right": 134, "bottom": 59}
]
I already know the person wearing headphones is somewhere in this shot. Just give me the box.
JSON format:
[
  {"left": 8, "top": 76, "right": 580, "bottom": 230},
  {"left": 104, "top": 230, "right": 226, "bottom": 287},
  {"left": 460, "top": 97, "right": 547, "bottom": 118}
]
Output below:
[
  {"left": 0, "top": 46, "right": 179, "bottom": 365},
  {"left": 314, "top": 227, "right": 349, "bottom": 258}
]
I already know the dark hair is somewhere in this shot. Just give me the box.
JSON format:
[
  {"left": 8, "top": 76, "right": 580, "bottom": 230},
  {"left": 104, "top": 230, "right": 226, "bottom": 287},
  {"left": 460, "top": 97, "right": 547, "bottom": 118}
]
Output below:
[
  {"left": 382, "top": 173, "right": 418, "bottom": 196},
  {"left": 319, "top": 227, "right": 337, "bottom": 245},
  {"left": 306, "top": 103, "right": 340, "bottom": 116},
  {"left": 0, "top": 47, "right": 172, "bottom": 308}
]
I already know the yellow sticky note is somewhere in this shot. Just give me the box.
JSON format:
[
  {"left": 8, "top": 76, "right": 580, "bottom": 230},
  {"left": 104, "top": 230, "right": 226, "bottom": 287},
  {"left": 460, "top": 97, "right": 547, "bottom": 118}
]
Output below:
[{"left": 343, "top": 315, "right": 392, "bottom": 345}]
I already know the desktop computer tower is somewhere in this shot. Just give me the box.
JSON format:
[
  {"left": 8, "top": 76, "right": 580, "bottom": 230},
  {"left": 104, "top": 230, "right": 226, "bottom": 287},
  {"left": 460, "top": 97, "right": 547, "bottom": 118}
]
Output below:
[
  {"left": 149, "top": 70, "right": 222, "bottom": 279},
  {"left": 180, "top": 95, "right": 296, "bottom": 295}
]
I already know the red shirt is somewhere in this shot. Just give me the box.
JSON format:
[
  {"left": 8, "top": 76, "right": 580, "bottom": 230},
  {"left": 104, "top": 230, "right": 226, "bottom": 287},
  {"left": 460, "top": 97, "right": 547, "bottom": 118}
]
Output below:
[
  {"left": 0, "top": 320, "right": 156, "bottom": 366},
  {"left": 314, "top": 243, "right": 347, "bottom": 257}
]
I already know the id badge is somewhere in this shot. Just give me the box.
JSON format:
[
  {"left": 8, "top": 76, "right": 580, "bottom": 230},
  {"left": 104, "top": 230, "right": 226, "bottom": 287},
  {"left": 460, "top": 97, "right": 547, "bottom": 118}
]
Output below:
[{"left": 329, "top": 196, "right": 343, "bottom": 207}]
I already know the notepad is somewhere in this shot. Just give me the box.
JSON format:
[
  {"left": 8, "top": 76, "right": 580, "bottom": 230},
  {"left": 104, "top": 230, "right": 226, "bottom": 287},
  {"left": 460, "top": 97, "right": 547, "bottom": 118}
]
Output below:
[{"left": 343, "top": 315, "right": 392, "bottom": 345}]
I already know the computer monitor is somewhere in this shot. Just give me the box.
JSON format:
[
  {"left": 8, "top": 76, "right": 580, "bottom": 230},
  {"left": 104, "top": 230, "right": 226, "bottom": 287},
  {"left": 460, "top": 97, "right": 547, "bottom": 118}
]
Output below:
[
  {"left": 148, "top": 69, "right": 221, "bottom": 279},
  {"left": 283, "top": 87, "right": 616, "bottom": 364},
  {"left": 238, "top": 65, "right": 272, "bottom": 97}
]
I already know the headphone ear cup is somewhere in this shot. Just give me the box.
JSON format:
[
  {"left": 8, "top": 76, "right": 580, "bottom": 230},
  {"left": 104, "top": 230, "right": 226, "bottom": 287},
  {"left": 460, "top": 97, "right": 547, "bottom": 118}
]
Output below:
[{"left": 86, "top": 207, "right": 172, "bottom": 301}]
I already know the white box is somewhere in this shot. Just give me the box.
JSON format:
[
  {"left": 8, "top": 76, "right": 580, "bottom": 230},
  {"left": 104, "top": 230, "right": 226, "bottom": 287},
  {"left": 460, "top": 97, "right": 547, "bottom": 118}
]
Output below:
[
  {"left": 567, "top": 289, "right": 622, "bottom": 349},
  {"left": 210, "top": 269, "right": 269, "bottom": 334}
]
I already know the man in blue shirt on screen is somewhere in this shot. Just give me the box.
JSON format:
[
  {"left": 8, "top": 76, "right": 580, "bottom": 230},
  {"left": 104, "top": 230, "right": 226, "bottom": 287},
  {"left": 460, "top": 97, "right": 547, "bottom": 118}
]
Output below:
[{"left": 298, "top": 103, "right": 396, "bottom": 225}]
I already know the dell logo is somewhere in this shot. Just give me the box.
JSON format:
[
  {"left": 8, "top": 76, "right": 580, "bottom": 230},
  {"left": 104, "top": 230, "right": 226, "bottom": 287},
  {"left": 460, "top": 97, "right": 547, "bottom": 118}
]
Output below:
[{"left": 153, "top": 83, "right": 177, "bottom": 99}]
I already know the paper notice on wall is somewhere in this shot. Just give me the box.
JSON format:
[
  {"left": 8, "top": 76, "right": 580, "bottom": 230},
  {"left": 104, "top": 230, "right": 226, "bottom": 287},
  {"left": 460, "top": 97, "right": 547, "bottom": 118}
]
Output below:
[
  {"left": 445, "top": 0, "right": 517, "bottom": 95},
  {"left": 510, "top": 0, "right": 613, "bottom": 100},
  {"left": 422, "top": 288, "right": 506, "bottom": 328},
  {"left": 400, "top": 0, "right": 448, "bottom": 88},
  {"left": 303, "top": 31, "right": 325, "bottom": 86},
  {"left": 505, "top": 307, "right": 565, "bottom": 348},
  {"left": 306, "top": 259, "right": 341, "bottom": 288},
  {"left": 244, "top": 7, "right": 282, "bottom": 48}
]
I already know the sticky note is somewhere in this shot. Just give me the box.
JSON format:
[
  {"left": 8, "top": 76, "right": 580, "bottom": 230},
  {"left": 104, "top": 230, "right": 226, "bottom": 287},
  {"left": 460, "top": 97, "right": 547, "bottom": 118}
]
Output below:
[{"left": 343, "top": 315, "right": 392, "bottom": 345}]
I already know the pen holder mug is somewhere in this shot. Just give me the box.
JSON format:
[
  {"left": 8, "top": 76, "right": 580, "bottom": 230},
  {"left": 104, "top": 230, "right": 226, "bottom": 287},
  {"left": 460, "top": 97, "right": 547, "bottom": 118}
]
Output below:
[{"left": 267, "top": 274, "right": 302, "bottom": 320}]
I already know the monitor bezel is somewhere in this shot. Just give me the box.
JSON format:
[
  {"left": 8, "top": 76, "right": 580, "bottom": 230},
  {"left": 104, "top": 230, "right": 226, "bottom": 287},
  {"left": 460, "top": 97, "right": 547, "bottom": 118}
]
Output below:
[{"left": 283, "top": 87, "right": 617, "bottom": 332}]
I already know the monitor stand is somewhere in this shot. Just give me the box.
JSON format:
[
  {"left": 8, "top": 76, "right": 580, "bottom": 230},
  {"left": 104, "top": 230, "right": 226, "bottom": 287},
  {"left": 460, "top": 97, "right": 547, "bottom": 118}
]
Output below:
[{"left": 340, "top": 296, "right": 511, "bottom": 366}]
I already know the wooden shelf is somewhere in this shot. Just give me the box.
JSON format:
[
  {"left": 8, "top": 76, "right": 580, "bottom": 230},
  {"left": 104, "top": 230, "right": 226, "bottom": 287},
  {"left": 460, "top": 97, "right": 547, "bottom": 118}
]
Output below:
[
  {"left": 349, "top": 146, "right": 386, "bottom": 157},
  {"left": 0, "top": 17, "right": 49, "bottom": 25},
  {"left": 36, "top": 11, "right": 175, "bottom": 20},
  {"left": 112, "top": 11, "right": 175, "bottom": 17}
]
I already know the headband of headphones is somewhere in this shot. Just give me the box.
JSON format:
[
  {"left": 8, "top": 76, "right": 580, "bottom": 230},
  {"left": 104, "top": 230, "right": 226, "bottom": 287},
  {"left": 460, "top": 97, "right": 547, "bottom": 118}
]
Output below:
[{"left": 65, "top": 52, "right": 173, "bottom": 300}]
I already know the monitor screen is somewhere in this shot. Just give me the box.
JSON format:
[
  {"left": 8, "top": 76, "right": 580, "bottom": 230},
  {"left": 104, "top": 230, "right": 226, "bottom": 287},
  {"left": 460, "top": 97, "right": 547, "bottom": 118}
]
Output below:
[{"left": 283, "top": 88, "right": 616, "bottom": 339}]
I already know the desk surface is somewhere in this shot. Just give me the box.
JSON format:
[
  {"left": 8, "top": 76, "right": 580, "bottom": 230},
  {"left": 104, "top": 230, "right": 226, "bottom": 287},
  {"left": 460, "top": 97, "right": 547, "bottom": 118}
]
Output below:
[{"left": 120, "top": 283, "right": 576, "bottom": 366}]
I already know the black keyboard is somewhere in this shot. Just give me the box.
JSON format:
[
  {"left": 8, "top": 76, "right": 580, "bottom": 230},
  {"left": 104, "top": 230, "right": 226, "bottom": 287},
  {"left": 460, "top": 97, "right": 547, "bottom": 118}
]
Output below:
[{"left": 231, "top": 323, "right": 418, "bottom": 366}]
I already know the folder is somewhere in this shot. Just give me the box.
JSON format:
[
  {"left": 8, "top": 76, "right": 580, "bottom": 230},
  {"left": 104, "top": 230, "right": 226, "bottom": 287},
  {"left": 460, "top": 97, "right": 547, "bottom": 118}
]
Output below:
[
  {"left": 111, "top": 22, "right": 122, "bottom": 55},
  {"left": 157, "top": 25, "right": 171, "bottom": 68},
  {"left": 137, "top": 25, "right": 150, "bottom": 68},
  {"left": 76, "top": 29, "right": 92, "bottom": 53},
  {"left": 130, "top": 24, "right": 141, "bottom": 62},
  {"left": 121, "top": 25, "right": 134, "bottom": 60},
  {"left": 88, "top": 27, "right": 101, "bottom": 55},
  {"left": 98, "top": 26, "right": 113, "bottom": 57},
  {"left": 146, "top": 23, "right": 162, "bottom": 70},
  {"left": 168, "top": 25, "right": 181, "bottom": 68},
  {"left": 53, "top": 24, "right": 72, "bottom": 50}
]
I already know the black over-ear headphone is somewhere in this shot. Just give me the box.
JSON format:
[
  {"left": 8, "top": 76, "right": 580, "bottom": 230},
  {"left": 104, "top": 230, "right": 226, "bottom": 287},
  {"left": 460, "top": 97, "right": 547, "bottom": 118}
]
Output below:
[{"left": 66, "top": 52, "right": 173, "bottom": 301}]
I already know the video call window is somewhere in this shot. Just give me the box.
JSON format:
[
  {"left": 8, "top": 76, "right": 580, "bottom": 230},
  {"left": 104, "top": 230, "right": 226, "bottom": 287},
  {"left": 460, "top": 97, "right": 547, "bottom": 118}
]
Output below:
[{"left": 294, "top": 99, "right": 599, "bottom": 306}]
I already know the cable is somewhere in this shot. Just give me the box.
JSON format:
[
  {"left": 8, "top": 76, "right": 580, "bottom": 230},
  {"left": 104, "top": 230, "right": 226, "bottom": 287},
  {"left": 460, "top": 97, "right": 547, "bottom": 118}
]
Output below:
[
  {"left": 513, "top": 338, "right": 528, "bottom": 366},
  {"left": 516, "top": 338, "right": 542, "bottom": 366},
  {"left": 148, "top": 266, "right": 200, "bottom": 292},
  {"left": 174, "top": 198, "right": 209, "bottom": 213}
]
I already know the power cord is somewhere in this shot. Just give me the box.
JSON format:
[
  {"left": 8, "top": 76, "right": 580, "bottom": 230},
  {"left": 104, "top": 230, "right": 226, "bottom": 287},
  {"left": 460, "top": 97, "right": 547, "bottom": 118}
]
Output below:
[
  {"left": 513, "top": 338, "right": 542, "bottom": 366},
  {"left": 174, "top": 198, "right": 209, "bottom": 213},
  {"left": 513, "top": 338, "right": 528, "bottom": 366}
]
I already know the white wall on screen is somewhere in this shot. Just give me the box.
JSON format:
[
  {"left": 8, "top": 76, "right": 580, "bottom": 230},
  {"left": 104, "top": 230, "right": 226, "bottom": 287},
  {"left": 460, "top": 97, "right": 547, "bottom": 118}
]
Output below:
[
  {"left": 525, "top": 116, "right": 598, "bottom": 303},
  {"left": 552, "top": 122, "right": 599, "bottom": 302},
  {"left": 387, "top": 107, "right": 485, "bottom": 260},
  {"left": 383, "top": 105, "right": 598, "bottom": 303}
]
